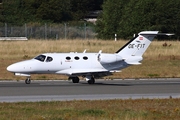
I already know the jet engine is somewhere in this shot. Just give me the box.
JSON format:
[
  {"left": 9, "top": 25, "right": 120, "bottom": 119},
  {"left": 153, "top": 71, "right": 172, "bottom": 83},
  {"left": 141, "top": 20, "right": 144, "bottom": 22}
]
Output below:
[{"left": 99, "top": 54, "right": 123, "bottom": 64}]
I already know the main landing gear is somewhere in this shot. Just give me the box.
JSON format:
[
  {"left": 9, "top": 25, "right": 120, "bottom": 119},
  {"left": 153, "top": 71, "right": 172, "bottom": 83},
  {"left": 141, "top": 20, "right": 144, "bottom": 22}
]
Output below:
[
  {"left": 24, "top": 76, "right": 95, "bottom": 84},
  {"left": 87, "top": 77, "right": 95, "bottom": 84},
  {"left": 25, "top": 77, "right": 31, "bottom": 84},
  {"left": 72, "top": 77, "right": 80, "bottom": 83},
  {"left": 69, "top": 76, "right": 95, "bottom": 84},
  {"left": 86, "top": 76, "right": 95, "bottom": 84}
]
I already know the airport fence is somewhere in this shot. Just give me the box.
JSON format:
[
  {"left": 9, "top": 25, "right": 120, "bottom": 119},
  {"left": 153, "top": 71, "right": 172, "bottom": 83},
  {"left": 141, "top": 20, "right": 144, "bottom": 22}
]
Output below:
[{"left": 0, "top": 23, "right": 96, "bottom": 40}]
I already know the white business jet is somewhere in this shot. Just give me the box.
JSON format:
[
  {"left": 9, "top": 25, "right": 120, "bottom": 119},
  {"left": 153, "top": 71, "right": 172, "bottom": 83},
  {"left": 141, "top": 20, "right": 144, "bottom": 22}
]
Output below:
[{"left": 7, "top": 31, "right": 172, "bottom": 84}]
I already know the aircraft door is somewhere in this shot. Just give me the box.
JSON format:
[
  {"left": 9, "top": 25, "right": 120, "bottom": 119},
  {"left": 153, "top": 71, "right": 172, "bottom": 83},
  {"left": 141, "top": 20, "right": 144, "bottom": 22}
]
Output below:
[{"left": 63, "top": 56, "right": 73, "bottom": 69}]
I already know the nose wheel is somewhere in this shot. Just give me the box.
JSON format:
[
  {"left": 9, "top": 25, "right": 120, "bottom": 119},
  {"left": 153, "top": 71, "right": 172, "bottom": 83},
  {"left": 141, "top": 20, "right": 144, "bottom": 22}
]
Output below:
[{"left": 25, "top": 77, "right": 31, "bottom": 84}]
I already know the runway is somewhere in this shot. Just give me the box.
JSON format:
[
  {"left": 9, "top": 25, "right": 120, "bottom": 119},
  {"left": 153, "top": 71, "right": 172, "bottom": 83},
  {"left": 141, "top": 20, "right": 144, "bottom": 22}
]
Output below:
[{"left": 0, "top": 78, "right": 180, "bottom": 102}]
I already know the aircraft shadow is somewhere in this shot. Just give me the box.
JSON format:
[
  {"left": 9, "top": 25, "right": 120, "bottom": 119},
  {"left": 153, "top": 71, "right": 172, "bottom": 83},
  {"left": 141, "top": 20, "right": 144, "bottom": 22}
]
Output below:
[
  {"left": 80, "top": 82, "right": 180, "bottom": 86},
  {"left": 80, "top": 82, "right": 132, "bottom": 86}
]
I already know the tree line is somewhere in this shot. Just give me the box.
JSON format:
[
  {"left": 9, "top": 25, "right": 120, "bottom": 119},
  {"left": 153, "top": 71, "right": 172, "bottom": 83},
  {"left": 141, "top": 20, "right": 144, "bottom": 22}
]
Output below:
[
  {"left": 0, "top": 0, "right": 103, "bottom": 25},
  {"left": 0, "top": 0, "right": 180, "bottom": 39},
  {"left": 96, "top": 0, "right": 180, "bottom": 39}
]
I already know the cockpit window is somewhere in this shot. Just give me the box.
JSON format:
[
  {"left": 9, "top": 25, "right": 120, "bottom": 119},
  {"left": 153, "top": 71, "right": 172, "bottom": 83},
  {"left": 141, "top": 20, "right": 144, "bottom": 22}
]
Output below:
[
  {"left": 34, "top": 55, "right": 46, "bottom": 62},
  {"left": 46, "top": 56, "right": 53, "bottom": 62}
]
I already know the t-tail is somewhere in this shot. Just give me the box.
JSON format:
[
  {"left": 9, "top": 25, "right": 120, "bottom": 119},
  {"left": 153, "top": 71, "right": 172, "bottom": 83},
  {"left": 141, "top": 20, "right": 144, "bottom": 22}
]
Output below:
[{"left": 116, "top": 31, "right": 173, "bottom": 65}]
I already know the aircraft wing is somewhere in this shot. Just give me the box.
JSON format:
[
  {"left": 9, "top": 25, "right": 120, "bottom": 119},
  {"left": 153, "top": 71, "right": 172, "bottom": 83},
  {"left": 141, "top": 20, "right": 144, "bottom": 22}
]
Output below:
[{"left": 56, "top": 69, "right": 112, "bottom": 78}]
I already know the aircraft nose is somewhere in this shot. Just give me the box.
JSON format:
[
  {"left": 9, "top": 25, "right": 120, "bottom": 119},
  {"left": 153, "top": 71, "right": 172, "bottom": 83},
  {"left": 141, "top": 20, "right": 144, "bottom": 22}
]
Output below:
[
  {"left": 7, "top": 60, "right": 38, "bottom": 73},
  {"left": 7, "top": 64, "right": 17, "bottom": 72},
  {"left": 7, "top": 62, "right": 26, "bottom": 73}
]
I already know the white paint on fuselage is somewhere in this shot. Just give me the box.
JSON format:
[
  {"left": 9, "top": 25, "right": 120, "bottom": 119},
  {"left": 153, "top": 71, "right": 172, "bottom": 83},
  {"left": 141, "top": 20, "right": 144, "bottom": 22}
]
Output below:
[{"left": 7, "top": 53, "right": 125, "bottom": 75}]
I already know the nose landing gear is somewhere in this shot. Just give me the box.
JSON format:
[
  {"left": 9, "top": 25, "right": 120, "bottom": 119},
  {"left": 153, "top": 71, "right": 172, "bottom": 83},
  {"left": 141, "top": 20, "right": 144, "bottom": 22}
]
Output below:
[{"left": 25, "top": 77, "right": 31, "bottom": 84}]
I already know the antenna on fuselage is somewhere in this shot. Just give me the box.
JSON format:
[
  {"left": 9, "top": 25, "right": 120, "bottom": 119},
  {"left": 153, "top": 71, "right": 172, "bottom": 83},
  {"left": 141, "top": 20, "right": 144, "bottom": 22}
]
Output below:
[
  {"left": 83, "top": 49, "right": 87, "bottom": 53},
  {"left": 97, "top": 50, "right": 102, "bottom": 61}
]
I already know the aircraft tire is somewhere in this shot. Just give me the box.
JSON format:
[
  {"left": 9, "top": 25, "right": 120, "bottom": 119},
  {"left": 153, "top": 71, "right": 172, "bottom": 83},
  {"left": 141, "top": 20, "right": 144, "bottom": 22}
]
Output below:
[
  {"left": 25, "top": 78, "right": 31, "bottom": 84},
  {"left": 72, "top": 77, "right": 79, "bottom": 83},
  {"left": 87, "top": 78, "right": 95, "bottom": 84}
]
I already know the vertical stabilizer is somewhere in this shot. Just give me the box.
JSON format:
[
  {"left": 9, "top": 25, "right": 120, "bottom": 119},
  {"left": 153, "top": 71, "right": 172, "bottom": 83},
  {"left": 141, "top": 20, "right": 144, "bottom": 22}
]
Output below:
[
  {"left": 116, "top": 31, "right": 159, "bottom": 57},
  {"left": 115, "top": 31, "right": 159, "bottom": 65}
]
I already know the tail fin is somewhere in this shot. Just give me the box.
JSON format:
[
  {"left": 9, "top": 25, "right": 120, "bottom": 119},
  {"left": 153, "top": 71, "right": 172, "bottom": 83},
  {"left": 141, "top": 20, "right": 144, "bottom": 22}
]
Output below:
[
  {"left": 116, "top": 31, "right": 159, "bottom": 65},
  {"left": 116, "top": 31, "right": 173, "bottom": 65},
  {"left": 116, "top": 31, "right": 160, "bottom": 56}
]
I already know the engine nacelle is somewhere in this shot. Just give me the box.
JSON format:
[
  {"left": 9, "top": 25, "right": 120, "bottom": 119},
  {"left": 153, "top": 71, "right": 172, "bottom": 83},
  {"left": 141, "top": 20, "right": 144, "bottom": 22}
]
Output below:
[{"left": 99, "top": 54, "right": 122, "bottom": 64}]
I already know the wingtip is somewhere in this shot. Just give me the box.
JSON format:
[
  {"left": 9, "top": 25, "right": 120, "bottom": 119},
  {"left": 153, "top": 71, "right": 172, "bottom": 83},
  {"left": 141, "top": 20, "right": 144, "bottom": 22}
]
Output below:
[
  {"left": 157, "top": 33, "right": 175, "bottom": 36},
  {"left": 166, "top": 33, "right": 175, "bottom": 36}
]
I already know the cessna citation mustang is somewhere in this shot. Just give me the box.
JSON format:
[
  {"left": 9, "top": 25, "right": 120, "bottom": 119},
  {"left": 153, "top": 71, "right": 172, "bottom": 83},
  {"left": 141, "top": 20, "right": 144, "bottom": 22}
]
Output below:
[{"left": 7, "top": 31, "right": 172, "bottom": 84}]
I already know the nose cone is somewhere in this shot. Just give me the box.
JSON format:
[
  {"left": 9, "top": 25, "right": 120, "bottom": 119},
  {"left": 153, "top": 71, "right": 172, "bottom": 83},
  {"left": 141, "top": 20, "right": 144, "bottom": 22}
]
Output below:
[
  {"left": 6, "top": 65, "right": 12, "bottom": 72},
  {"left": 7, "top": 60, "right": 37, "bottom": 73},
  {"left": 7, "top": 62, "right": 22, "bottom": 72}
]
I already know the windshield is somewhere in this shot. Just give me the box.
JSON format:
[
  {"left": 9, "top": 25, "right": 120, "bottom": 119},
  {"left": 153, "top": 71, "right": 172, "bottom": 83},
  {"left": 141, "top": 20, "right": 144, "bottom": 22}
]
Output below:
[
  {"left": 34, "top": 55, "right": 46, "bottom": 62},
  {"left": 46, "top": 56, "right": 53, "bottom": 62}
]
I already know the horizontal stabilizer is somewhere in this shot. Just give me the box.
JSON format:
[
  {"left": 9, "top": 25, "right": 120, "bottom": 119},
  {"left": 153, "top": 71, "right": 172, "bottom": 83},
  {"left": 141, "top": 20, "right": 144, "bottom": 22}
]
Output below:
[
  {"left": 138, "top": 31, "right": 159, "bottom": 35},
  {"left": 138, "top": 31, "right": 174, "bottom": 36},
  {"left": 157, "top": 33, "right": 175, "bottom": 36}
]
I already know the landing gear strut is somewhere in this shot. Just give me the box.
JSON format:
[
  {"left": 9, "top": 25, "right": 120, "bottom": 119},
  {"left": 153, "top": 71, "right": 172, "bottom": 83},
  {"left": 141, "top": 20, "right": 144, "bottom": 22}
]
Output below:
[{"left": 25, "top": 77, "right": 31, "bottom": 84}]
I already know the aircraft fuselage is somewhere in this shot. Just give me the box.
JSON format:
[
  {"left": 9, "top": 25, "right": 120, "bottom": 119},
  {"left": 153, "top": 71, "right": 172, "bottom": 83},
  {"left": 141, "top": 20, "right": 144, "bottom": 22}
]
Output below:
[{"left": 7, "top": 53, "right": 127, "bottom": 75}]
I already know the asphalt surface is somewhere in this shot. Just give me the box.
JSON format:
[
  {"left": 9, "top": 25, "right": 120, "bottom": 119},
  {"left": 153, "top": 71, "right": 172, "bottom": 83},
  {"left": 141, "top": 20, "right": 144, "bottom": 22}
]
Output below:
[{"left": 0, "top": 78, "right": 180, "bottom": 102}]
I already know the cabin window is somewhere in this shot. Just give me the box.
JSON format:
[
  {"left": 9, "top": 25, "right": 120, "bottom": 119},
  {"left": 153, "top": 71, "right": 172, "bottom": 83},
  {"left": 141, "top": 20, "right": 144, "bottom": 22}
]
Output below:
[
  {"left": 83, "top": 56, "right": 88, "bottom": 60},
  {"left": 66, "top": 56, "right": 71, "bottom": 60},
  {"left": 74, "top": 56, "right": 80, "bottom": 60},
  {"left": 46, "top": 56, "right": 53, "bottom": 62},
  {"left": 34, "top": 55, "right": 46, "bottom": 62}
]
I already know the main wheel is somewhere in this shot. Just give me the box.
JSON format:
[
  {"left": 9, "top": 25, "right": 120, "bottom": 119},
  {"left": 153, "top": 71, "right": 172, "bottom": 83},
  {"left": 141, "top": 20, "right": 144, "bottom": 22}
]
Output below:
[
  {"left": 72, "top": 77, "right": 79, "bottom": 83},
  {"left": 87, "top": 77, "right": 95, "bottom": 84},
  {"left": 25, "top": 78, "right": 31, "bottom": 84}
]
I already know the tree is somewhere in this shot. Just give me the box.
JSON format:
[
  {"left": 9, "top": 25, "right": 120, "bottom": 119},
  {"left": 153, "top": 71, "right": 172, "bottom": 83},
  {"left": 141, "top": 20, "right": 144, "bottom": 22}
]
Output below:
[
  {"left": 96, "top": 0, "right": 180, "bottom": 39},
  {"left": 118, "top": 0, "right": 158, "bottom": 38},
  {"left": 153, "top": 0, "right": 180, "bottom": 36},
  {"left": 96, "top": 0, "right": 128, "bottom": 39},
  {"left": 2, "top": 0, "right": 19, "bottom": 24},
  {"left": 70, "top": 0, "right": 103, "bottom": 20},
  {"left": 0, "top": 0, "right": 103, "bottom": 25},
  {"left": 36, "top": 0, "right": 72, "bottom": 22}
]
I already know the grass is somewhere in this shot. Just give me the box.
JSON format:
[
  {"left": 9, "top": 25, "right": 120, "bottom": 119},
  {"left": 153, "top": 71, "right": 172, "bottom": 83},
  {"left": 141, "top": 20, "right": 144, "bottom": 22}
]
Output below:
[
  {"left": 1, "top": 39, "right": 180, "bottom": 80},
  {"left": 0, "top": 98, "right": 180, "bottom": 119},
  {"left": 0, "top": 39, "right": 180, "bottom": 119}
]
